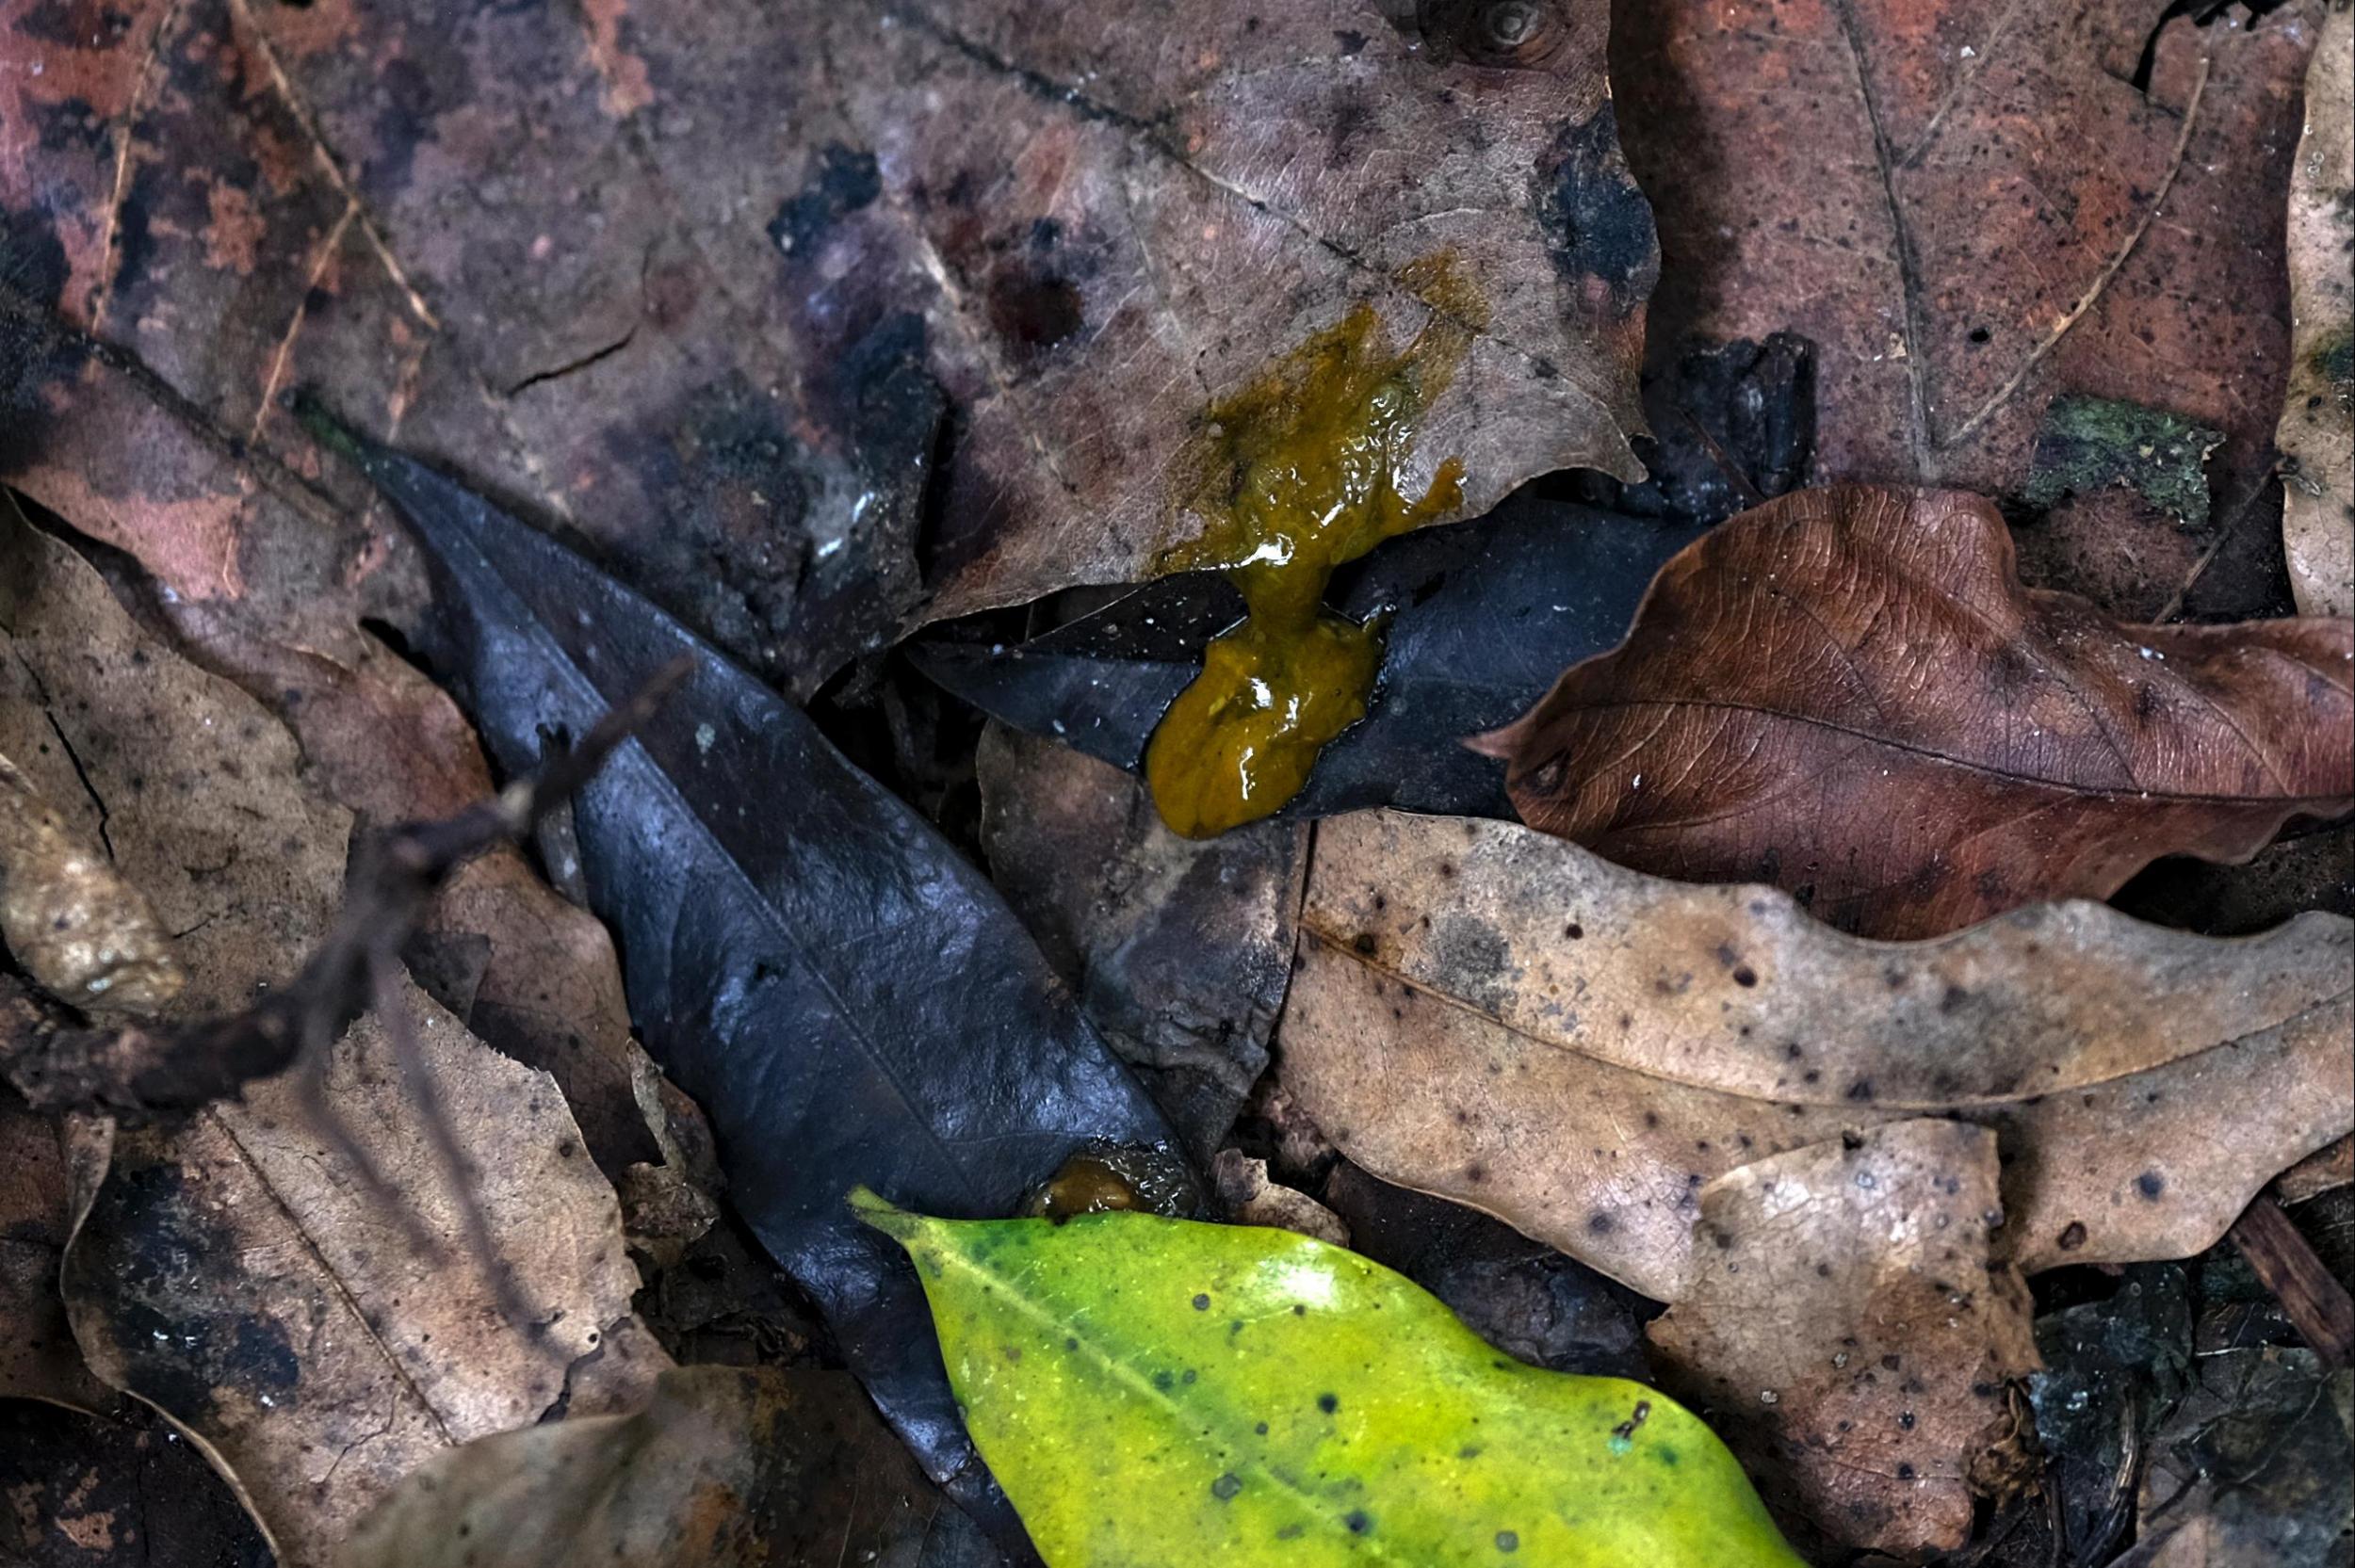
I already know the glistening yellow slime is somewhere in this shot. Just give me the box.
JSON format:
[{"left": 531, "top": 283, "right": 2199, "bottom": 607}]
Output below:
[{"left": 1145, "top": 263, "right": 1477, "bottom": 837}]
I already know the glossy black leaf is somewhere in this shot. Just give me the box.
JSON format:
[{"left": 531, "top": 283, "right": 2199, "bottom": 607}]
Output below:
[
  {"left": 336, "top": 431, "right": 1179, "bottom": 1557},
  {"left": 909, "top": 493, "right": 1701, "bottom": 822}
]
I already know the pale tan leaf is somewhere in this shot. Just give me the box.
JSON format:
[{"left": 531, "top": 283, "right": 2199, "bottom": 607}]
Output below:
[
  {"left": 2282, "top": 2, "right": 2355, "bottom": 618},
  {"left": 1647, "top": 1121, "right": 2040, "bottom": 1558},
  {"left": 1279, "top": 812, "right": 2352, "bottom": 1301}
]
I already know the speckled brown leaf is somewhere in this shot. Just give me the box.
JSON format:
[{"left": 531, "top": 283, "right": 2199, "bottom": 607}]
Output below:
[
  {"left": 0, "top": 520, "right": 653, "bottom": 1565},
  {"left": 3, "top": 0, "right": 1653, "bottom": 698},
  {"left": 341, "top": 1365, "right": 989, "bottom": 1568},
  {"left": 1278, "top": 811, "right": 2354, "bottom": 1302},
  {"left": 1613, "top": 0, "right": 2318, "bottom": 597},
  {"left": 1476, "top": 486, "right": 2355, "bottom": 939},
  {"left": 977, "top": 724, "right": 1304, "bottom": 1162},
  {"left": 1646, "top": 1121, "right": 2040, "bottom": 1558},
  {"left": 2282, "top": 3, "right": 2354, "bottom": 618}
]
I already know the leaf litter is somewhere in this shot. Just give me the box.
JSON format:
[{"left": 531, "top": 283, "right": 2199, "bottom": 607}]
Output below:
[{"left": 0, "top": 0, "right": 2350, "bottom": 1563}]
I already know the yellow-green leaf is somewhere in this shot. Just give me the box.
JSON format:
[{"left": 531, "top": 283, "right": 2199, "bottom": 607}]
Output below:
[{"left": 853, "top": 1188, "right": 1807, "bottom": 1567}]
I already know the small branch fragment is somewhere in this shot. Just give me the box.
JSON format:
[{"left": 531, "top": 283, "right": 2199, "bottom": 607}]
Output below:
[
  {"left": 2227, "top": 1194, "right": 2354, "bottom": 1368},
  {"left": 0, "top": 660, "right": 687, "bottom": 1119}
]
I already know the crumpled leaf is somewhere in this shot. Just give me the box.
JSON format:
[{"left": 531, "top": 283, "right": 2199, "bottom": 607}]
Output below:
[
  {"left": 1279, "top": 810, "right": 2353, "bottom": 1301},
  {"left": 341, "top": 1365, "right": 995, "bottom": 1568},
  {"left": 333, "top": 427, "right": 1177, "bottom": 1539},
  {"left": 1, "top": 0, "right": 1653, "bottom": 697},
  {"left": 0, "top": 1396, "right": 272, "bottom": 1567},
  {"left": 1614, "top": 0, "right": 2313, "bottom": 552},
  {"left": 978, "top": 726, "right": 1303, "bottom": 1162},
  {"left": 1646, "top": 1120, "right": 2041, "bottom": 1558},
  {"left": 1476, "top": 486, "right": 2355, "bottom": 938},
  {"left": 2123, "top": 1349, "right": 2354, "bottom": 1567},
  {"left": 855, "top": 1190, "right": 1808, "bottom": 1568},
  {"left": 0, "top": 753, "right": 182, "bottom": 1013},
  {"left": 2281, "top": 2, "right": 2355, "bottom": 619},
  {"left": 0, "top": 517, "right": 651, "bottom": 1564},
  {"left": 918, "top": 495, "right": 1699, "bottom": 822}
]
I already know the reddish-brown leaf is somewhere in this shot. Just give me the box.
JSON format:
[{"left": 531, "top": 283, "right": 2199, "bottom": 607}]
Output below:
[
  {"left": 1476, "top": 486, "right": 2355, "bottom": 938},
  {"left": 1612, "top": 0, "right": 2322, "bottom": 618}
]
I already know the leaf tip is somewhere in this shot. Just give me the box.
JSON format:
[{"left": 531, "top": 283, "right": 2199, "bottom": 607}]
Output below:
[{"left": 847, "top": 1185, "right": 918, "bottom": 1239}]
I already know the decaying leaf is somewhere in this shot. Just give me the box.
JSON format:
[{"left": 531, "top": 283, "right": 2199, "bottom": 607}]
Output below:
[
  {"left": 2023, "top": 396, "right": 2226, "bottom": 528},
  {"left": 328, "top": 423, "right": 1176, "bottom": 1539},
  {"left": 2281, "top": 2, "right": 2355, "bottom": 619},
  {"left": 0, "top": 1096, "right": 110, "bottom": 1410},
  {"left": 1647, "top": 1121, "right": 2041, "bottom": 1558},
  {"left": 0, "top": 0, "right": 1654, "bottom": 698},
  {"left": 0, "top": 1396, "right": 273, "bottom": 1567},
  {"left": 2029, "top": 1266, "right": 2196, "bottom": 1566},
  {"left": 918, "top": 494, "right": 1700, "bottom": 824},
  {"left": 856, "top": 1190, "right": 1808, "bottom": 1567},
  {"left": 979, "top": 726, "right": 1304, "bottom": 1161},
  {"left": 1614, "top": 0, "right": 2314, "bottom": 537},
  {"left": 0, "top": 515, "right": 652, "bottom": 1563},
  {"left": 1477, "top": 487, "right": 2355, "bottom": 938},
  {"left": 2124, "top": 1348, "right": 2354, "bottom": 1567},
  {"left": 341, "top": 1365, "right": 991, "bottom": 1568},
  {"left": 1279, "top": 811, "right": 2353, "bottom": 1301}
]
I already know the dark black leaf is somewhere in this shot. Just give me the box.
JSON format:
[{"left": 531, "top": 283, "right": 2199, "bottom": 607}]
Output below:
[
  {"left": 910, "top": 494, "right": 1701, "bottom": 822},
  {"left": 334, "top": 431, "right": 1180, "bottom": 1557}
]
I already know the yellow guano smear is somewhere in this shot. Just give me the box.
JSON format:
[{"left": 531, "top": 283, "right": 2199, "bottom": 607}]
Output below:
[{"left": 1144, "top": 260, "right": 1480, "bottom": 838}]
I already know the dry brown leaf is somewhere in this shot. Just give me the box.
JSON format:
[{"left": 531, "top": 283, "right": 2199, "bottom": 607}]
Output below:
[
  {"left": 1614, "top": 0, "right": 2314, "bottom": 540},
  {"left": 1277, "top": 811, "right": 2354, "bottom": 1301},
  {"left": 0, "top": 752, "right": 182, "bottom": 1013},
  {"left": 1, "top": 0, "right": 1653, "bottom": 696},
  {"left": 67, "top": 995, "right": 650, "bottom": 1568},
  {"left": 1476, "top": 487, "right": 2355, "bottom": 939},
  {"left": 1210, "top": 1149, "right": 1351, "bottom": 1248},
  {"left": 978, "top": 724, "right": 1305, "bottom": 1159},
  {"left": 2282, "top": 3, "right": 2355, "bottom": 618},
  {"left": 340, "top": 1365, "right": 977, "bottom": 1568},
  {"left": 0, "top": 1096, "right": 111, "bottom": 1409},
  {"left": 0, "top": 519, "right": 655, "bottom": 1564},
  {"left": 1647, "top": 1121, "right": 2040, "bottom": 1558}
]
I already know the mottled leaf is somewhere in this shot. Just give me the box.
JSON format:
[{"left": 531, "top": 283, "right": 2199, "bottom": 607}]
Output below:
[
  {"left": 1647, "top": 1121, "right": 2041, "bottom": 1557},
  {"left": 918, "top": 495, "right": 1700, "bottom": 821},
  {"left": 1477, "top": 487, "right": 2355, "bottom": 938},
  {"left": 855, "top": 1191, "right": 1807, "bottom": 1568},
  {"left": 342, "top": 1366, "right": 996, "bottom": 1568},
  {"left": 1, "top": 0, "right": 1655, "bottom": 698},
  {"left": 1279, "top": 811, "right": 2353, "bottom": 1301},
  {"left": 2282, "top": 3, "right": 2354, "bottom": 619},
  {"left": 332, "top": 428, "right": 1178, "bottom": 1540}
]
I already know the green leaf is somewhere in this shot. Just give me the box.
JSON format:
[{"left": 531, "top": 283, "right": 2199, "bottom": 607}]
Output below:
[{"left": 853, "top": 1189, "right": 1808, "bottom": 1567}]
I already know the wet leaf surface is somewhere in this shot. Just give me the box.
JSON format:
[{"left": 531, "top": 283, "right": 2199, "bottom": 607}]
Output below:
[
  {"left": 978, "top": 727, "right": 1303, "bottom": 1163},
  {"left": 1281, "top": 810, "right": 2353, "bottom": 1301},
  {"left": 333, "top": 428, "right": 1178, "bottom": 1542},
  {"left": 1479, "top": 487, "right": 2355, "bottom": 938},
  {"left": 2029, "top": 1266, "right": 2197, "bottom": 1566},
  {"left": 857, "top": 1191, "right": 1807, "bottom": 1568},
  {"left": 0, "top": 0, "right": 1654, "bottom": 698},
  {"left": 917, "top": 494, "right": 1700, "bottom": 822},
  {"left": 343, "top": 1365, "right": 998, "bottom": 1568},
  {"left": 0, "top": 1396, "right": 273, "bottom": 1567},
  {"left": 2125, "top": 1349, "right": 2354, "bottom": 1566},
  {"left": 1647, "top": 1121, "right": 2040, "bottom": 1558},
  {"left": 2281, "top": 3, "right": 2355, "bottom": 620}
]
